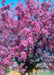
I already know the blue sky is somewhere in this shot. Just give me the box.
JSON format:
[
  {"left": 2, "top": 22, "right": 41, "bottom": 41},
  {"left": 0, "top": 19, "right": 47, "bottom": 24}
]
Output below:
[
  {"left": 0, "top": 0, "right": 54, "bottom": 8},
  {"left": 0, "top": 0, "right": 23, "bottom": 8}
]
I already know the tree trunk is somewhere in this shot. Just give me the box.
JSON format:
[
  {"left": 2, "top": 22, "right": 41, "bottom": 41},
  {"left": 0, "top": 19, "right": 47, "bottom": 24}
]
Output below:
[
  {"left": 31, "top": 72, "right": 33, "bottom": 75},
  {"left": 35, "top": 71, "right": 37, "bottom": 75},
  {"left": 28, "top": 71, "right": 30, "bottom": 75},
  {"left": 21, "top": 74, "right": 25, "bottom": 75}
]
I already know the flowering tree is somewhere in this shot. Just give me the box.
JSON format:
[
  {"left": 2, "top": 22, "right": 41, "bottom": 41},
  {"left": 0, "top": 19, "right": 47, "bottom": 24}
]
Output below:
[{"left": 0, "top": 0, "right": 54, "bottom": 75}]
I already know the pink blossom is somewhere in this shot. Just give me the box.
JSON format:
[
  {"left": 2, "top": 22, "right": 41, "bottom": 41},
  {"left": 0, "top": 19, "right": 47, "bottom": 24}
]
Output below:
[
  {"left": 42, "top": 29, "right": 48, "bottom": 36},
  {"left": 25, "top": 66, "right": 28, "bottom": 69},
  {"left": 21, "top": 51, "right": 27, "bottom": 61},
  {"left": 20, "top": 39, "right": 28, "bottom": 47},
  {"left": 19, "top": 64, "right": 23, "bottom": 69},
  {"left": 8, "top": 54, "right": 12, "bottom": 59},
  {"left": 48, "top": 65, "right": 54, "bottom": 69},
  {"left": 20, "top": 69, "right": 25, "bottom": 74},
  {"left": 27, "top": 37, "right": 34, "bottom": 45},
  {"left": 2, "top": 58, "right": 8, "bottom": 64},
  {"left": 15, "top": 52, "right": 19, "bottom": 57},
  {"left": 20, "top": 28, "right": 32, "bottom": 37},
  {"left": 13, "top": 46, "right": 18, "bottom": 52}
]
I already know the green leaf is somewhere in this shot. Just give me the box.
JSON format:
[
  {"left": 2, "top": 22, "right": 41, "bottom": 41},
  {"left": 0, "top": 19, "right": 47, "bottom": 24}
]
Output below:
[{"left": 19, "top": 51, "right": 21, "bottom": 55}]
